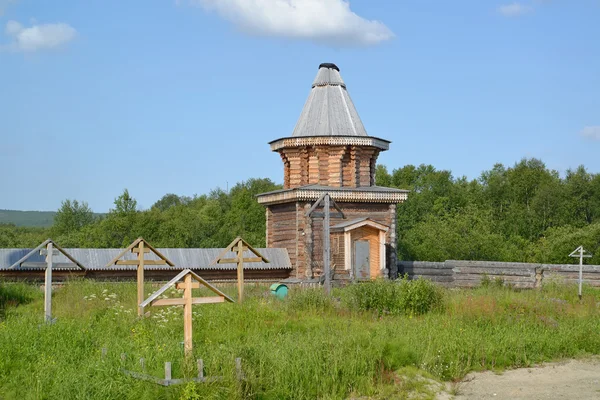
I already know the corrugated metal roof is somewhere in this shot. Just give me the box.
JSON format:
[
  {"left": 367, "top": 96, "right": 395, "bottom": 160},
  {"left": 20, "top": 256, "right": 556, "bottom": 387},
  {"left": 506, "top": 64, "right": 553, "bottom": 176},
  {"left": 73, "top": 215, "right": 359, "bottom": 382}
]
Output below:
[
  {"left": 291, "top": 63, "right": 368, "bottom": 138},
  {"left": 0, "top": 248, "right": 291, "bottom": 271}
]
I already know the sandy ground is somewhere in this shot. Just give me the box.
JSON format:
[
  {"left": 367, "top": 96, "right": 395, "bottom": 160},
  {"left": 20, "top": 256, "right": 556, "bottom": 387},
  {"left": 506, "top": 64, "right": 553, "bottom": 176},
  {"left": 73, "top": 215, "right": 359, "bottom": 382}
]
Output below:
[{"left": 451, "top": 358, "right": 600, "bottom": 400}]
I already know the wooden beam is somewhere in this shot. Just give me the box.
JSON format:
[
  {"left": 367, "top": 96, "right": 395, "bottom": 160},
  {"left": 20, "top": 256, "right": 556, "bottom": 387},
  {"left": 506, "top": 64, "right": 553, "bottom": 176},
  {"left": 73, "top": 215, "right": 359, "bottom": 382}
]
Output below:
[
  {"left": 184, "top": 273, "right": 193, "bottom": 356},
  {"left": 132, "top": 247, "right": 151, "bottom": 253},
  {"left": 106, "top": 238, "right": 143, "bottom": 267},
  {"left": 40, "top": 249, "right": 59, "bottom": 256},
  {"left": 309, "top": 212, "right": 344, "bottom": 219},
  {"left": 237, "top": 240, "right": 244, "bottom": 303},
  {"left": 152, "top": 298, "right": 186, "bottom": 306},
  {"left": 151, "top": 296, "right": 225, "bottom": 307},
  {"left": 191, "top": 297, "right": 225, "bottom": 304},
  {"left": 306, "top": 193, "right": 328, "bottom": 217},
  {"left": 44, "top": 242, "right": 53, "bottom": 322},
  {"left": 176, "top": 282, "right": 200, "bottom": 290},
  {"left": 216, "top": 258, "right": 239, "bottom": 264},
  {"left": 137, "top": 241, "right": 145, "bottom": 317},
  {"left": 217, "top": 257, "right": 264, "bottom": 264},
  {"left": 116, "top": 259, "right": 168, "bottom": 266}
]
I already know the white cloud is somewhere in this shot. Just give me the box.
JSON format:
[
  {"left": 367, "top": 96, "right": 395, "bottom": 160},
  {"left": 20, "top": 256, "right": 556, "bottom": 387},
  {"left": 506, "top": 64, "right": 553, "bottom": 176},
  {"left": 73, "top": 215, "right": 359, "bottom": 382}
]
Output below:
[
  {"left": 3, "top": 20, "right": 76, "bottom": 52},
  {"left": 581, "top": 126, "right": 600, "bottom": 141},
  {"left": 497, "top": 2, "right": 533, "bottom": 17},
  {"left": 189, "top": 0, "right": 394, "bottom": 46}
]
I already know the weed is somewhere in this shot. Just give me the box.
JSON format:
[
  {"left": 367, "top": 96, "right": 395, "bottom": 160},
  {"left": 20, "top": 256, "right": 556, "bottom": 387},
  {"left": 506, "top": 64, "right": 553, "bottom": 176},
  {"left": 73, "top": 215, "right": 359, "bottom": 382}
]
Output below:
[{"left": 0, "top": 280, "right": 598, "bottom": 399}]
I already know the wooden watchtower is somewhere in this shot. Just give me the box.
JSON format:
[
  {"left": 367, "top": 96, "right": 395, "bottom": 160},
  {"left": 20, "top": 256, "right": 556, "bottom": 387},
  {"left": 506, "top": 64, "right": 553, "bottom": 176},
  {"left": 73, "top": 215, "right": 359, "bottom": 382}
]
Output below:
[{"left": 257, "top": 63, "right": 408, "bottom": 281}]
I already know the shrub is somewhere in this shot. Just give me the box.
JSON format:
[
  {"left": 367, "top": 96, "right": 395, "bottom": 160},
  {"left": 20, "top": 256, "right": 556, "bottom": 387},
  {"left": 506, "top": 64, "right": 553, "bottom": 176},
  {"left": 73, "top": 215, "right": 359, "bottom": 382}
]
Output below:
[
  {"left": 0, "top": 281, "right": 38, "bottom": 319},
  {"left": 480, "top": 274, "right": 505, "bottom": 289},
  {"left": 343, "top": 277, "right": 444, "bottom": 316},
  {"left": 285, "top": 287, "right": 335, "bottom": 313}
]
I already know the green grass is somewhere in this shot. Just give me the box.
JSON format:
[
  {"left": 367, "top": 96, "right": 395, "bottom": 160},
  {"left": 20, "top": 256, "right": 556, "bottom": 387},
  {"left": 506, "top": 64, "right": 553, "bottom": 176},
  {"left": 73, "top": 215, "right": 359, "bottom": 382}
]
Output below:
[{"left": 1, "top": 279, "right": 599, "bottom": 399}]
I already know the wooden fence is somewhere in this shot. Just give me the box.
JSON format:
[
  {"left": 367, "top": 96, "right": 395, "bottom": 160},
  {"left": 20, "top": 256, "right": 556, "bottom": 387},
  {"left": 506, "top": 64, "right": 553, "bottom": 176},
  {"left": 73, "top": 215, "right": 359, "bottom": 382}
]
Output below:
[{"left": 398, "top": 260, "right": 600, "bottom": 288}]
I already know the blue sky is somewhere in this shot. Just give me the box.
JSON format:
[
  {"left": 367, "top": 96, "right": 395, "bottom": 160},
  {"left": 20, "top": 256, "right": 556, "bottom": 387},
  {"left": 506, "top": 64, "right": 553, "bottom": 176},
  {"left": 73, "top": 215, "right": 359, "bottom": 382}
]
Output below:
[{"left": 1, "top": 0, "right": 599, "bottom": 212}]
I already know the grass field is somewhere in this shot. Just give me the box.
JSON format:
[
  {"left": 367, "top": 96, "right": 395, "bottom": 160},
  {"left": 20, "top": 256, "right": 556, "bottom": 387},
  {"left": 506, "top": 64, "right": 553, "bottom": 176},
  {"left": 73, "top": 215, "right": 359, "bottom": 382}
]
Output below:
[{"left": 1, "top": 278, "right": 599, "bottom": 399}]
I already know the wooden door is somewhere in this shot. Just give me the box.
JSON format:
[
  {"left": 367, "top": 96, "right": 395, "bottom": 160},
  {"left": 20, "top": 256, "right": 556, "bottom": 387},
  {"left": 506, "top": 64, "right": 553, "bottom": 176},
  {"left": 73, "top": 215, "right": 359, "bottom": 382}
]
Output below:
[{"left": 354, "top": 240, "right": 370, "bottom": 281}]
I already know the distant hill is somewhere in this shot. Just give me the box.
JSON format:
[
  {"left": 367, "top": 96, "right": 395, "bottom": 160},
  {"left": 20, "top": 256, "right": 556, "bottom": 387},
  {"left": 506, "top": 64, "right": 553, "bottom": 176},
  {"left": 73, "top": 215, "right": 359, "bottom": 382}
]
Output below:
[
  {"left": 0, "top": 210, "right": 56, "bottom": 227},
  {"left": 0, "top": 210, "right": 106, "bottom": 228}
]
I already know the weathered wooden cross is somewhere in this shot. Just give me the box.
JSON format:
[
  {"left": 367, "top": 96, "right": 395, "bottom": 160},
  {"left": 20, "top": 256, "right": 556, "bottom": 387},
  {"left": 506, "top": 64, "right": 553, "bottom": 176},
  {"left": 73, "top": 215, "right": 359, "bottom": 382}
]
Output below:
[
  {"left": 139, "top": 269, "right": 234, "bottom": 356},
  {"left": 306, "top": 193, "right": 345, "bottom": 295},
  {"left": 106, "top": 238, "right": 174, "bottom": 316},
  {"left": 9, "top": 239, "right": 85, "bottom": 322},
  {"left": 211, "top": 237, "right": 269, "bottom": 303},
  {"left": 569, "top": 246, "right": 593, "bottom": 300}
]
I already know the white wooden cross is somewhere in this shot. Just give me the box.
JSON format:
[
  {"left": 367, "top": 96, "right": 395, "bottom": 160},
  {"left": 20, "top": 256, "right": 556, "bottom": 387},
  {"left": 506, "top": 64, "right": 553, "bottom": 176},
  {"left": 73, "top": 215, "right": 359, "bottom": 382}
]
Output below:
[
  {"left": 569, "top": 246, "right": 593, "bottom": 300},
  {"left": 9, "top": 239, "right": 85, "bottom": 322}
]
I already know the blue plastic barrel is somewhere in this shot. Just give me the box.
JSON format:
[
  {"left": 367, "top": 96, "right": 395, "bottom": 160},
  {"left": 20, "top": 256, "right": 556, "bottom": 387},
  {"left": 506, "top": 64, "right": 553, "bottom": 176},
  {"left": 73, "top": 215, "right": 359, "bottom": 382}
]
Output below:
[{"left": 269, "top": 283, "right": 289, "bottom": 300}]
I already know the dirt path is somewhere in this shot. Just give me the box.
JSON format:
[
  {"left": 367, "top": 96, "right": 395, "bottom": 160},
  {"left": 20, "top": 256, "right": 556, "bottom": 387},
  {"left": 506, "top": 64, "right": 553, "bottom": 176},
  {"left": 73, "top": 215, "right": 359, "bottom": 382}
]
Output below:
[{"left": 452, "top": 358, "right": 600, "bottom": 400}]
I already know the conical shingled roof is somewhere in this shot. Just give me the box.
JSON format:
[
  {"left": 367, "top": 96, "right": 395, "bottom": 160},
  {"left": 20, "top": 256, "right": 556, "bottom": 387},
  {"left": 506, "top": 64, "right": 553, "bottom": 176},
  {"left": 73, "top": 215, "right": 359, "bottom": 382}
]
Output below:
[{"left": 291, "top": 63, "right": 368, "bottom": 137}]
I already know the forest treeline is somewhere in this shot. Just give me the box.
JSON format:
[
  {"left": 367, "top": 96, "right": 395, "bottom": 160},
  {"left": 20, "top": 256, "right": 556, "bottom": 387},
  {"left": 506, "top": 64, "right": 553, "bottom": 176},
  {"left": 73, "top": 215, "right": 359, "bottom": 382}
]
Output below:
[{"left": 1, "top": 158, "right": 600, "bottom": 264}]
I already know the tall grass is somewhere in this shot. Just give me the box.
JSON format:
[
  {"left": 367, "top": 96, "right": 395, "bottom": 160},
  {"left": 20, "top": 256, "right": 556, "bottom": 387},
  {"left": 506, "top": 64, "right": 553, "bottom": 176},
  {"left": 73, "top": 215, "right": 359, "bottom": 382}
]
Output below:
[
  {"left": 0, "top": 279, "right": 598, "bottom": 399},
  {"left": 342, "top": 277, "right": 444, "bottom": 316}
]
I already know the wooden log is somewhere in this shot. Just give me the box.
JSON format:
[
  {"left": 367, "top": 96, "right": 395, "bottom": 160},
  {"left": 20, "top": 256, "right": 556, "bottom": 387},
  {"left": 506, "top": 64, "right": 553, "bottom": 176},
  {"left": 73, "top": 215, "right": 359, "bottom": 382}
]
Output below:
[
  {"left": 137, "top": 241, "right": 145, "bottom": 317},
  {"left": 165, "top": 362, "right": 172, "bottom": 381},
  {"left": 44, "top": 242, "right": 53, "bottom": 323},
  {"left": 452, "top": 274, "right": 534, "bottom": 282},
  {"left": 542, "top": 265, "right": 600, "bottom": 273},
  {"left": 409, "top": 275, "right": 454, "bottom": 283},
  {"left": 152, "top": 297, "right": 225, "bottom": 307},
  {"left": 183, "top": 274, "right": 193, "bottom": 356},
  {"left": 453, "top": 268, "right": 535, "bottom": 277},
  {"left": 176, "top": 282, "right": 200, "bottom": 289},
  {"left": 543, "top": 272, "right": 600, "bottom": 280},
  {"left": 237, "top": 240, "right": 244, "bottom": 303},
  {"left": 197, "top": 359, "right": 204, "bottom": 380},
  {"left": 400, "top": 268, "right": 453, "bottom": 276}
]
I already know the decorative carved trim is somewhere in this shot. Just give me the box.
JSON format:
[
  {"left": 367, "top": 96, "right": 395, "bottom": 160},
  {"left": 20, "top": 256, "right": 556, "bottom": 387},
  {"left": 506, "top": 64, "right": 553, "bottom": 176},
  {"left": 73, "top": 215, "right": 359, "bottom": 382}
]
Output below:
[
  {"left": 270, "top": 136, "right": 390, "bottom": 151},
  {"left": 257, "top": 188, "right": 408, "bottom": 205}
]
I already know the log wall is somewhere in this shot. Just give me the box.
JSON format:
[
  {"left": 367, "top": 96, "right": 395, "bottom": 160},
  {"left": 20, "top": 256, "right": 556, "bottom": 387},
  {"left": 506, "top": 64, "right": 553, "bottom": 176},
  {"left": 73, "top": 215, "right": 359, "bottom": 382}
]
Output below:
[{"left": 398, "top": 260, "right": 600, "bottom": 288}]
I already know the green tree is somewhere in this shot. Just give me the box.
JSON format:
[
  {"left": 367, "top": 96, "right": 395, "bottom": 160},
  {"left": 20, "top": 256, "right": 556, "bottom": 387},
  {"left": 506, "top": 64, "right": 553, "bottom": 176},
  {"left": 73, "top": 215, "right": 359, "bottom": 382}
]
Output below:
[
  {"left": 112, "top": 189, "right": 137, "bottom": 215},
  {"left": 52, "top": 200, "right": 94, "bottom": 236}
]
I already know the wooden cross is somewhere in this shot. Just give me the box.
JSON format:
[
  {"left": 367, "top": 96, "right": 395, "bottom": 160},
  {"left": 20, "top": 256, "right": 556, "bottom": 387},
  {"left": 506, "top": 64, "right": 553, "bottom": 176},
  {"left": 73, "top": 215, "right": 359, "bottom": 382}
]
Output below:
[
  {"left": 211, "top": 237, "right": 269, "bottom": 303},
  {"left": 106, "top": 238, "right": 175, "bottom": 316},
  {"left": 139, "top": 269, "right": 234, "bottom": 356},
  {"left": 8, "top": 239, "right": 85, "bottom": 322},
  {"left": 569, "top": 246, "right": 593, "bottom": 300},
  {"left": 306, "top": 193, "right": 345, "bottom": 295}
]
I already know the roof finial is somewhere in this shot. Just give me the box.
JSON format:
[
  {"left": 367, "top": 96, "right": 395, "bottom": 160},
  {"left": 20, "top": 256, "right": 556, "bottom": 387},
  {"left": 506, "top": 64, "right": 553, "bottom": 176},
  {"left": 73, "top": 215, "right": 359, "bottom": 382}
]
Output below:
[{"left": 318, "top": 63, "right": 339, "bottom": 71}]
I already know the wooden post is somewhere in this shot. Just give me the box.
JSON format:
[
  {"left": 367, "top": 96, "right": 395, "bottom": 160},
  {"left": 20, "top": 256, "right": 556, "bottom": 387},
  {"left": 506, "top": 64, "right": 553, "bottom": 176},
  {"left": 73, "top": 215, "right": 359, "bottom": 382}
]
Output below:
[
  {"left": 137, "top": 241, "right": 145, "bottom": 316},
  {"left": 183, "top": 273, "right": 193, "bottom": 356},
  {"left": 44, "top": 242, "right": 53, "bottom": 322},
  {"left": 579, "top": 246, "right": 583, "bottom": 301},
  {"left": 197, "top": 359, "right": 204, "bottom": 380},
  {"left": 323, "top": 194, "right": 331, "bottom": 295},
  {"left": 237, "top": 240, "right": 244, "bottom": 303},
  {"left": 235, "top": 357, "right": 244, "bottom": 381},
  {"left": 165, "top": 362, "right": 172, "bottom": 381}
]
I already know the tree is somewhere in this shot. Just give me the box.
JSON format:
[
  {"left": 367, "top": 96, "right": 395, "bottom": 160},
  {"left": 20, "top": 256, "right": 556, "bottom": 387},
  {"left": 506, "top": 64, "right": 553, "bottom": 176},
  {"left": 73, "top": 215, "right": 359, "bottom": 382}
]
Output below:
[
  {"left": 152, "top": 193, "right": 191, "bottom": 212},
  {"left": 53, "top": 199, "right": 94, "bottom": 236},
  {"left": 112, "top": 189, "right": 137, "bottom": 215}
]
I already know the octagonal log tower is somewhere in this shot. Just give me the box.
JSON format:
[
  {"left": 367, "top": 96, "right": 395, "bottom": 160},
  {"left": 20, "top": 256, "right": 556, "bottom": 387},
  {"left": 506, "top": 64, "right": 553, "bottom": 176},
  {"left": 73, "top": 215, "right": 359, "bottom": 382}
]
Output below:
[{"left": 258, "top": 63, "right": 408, "bottom": 281}]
